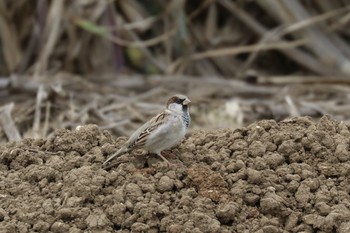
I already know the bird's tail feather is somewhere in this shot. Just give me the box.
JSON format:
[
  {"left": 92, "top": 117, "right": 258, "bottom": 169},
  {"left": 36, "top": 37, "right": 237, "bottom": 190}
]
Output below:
[{"left": 103, "top": 146, "right": 129, "bottom": 167}]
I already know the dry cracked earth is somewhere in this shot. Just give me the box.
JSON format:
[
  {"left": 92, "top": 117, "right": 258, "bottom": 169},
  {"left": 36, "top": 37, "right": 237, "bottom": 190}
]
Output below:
[{"left": 1, "top": 116, "right": 350, "bottom": 232}]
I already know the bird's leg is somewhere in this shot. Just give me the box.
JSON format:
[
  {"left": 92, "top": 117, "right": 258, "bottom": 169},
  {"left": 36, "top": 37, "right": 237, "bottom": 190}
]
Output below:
[
  {"left": 157, "top": 151, "right": 184, "bottom": 168},
  {"left": 160, "top": 150, "right": 176, "bottom": 159},
  {"left": 157, "top": 151, "right": 172, "bottom": 166}
]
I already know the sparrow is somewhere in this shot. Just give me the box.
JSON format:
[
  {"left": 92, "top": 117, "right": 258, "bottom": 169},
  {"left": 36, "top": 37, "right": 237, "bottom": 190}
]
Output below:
[{"left": 103, "top": 94, "right": 191, "bottom": 168}]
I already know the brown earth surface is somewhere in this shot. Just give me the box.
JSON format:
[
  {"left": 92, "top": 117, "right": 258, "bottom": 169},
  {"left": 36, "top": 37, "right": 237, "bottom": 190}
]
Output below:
[{"left": 1, "top": 116, "right": 350, "bottom": 232}]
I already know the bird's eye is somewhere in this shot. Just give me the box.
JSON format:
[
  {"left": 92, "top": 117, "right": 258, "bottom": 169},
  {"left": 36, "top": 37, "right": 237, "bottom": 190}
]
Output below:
[{"left": 176, "top": 98, "right": 184, "bottom": 104}]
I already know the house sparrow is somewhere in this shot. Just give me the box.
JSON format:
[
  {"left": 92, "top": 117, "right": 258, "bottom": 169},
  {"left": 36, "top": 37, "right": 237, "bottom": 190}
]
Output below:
[{"left": 103, "top": 94, "right": 191, "bottom": 168}]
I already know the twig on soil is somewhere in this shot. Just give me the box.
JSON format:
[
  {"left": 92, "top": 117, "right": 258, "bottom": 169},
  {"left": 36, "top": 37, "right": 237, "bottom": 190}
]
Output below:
[
  {"left": 0, "top": 103, "right": 21, "bottom": 141},
  {"left": 43, "top": 101, "right": 51, "bottom": 138},
  {"left": 33, "top": 85, "right": 48, "bottom": 138},
  {"left": 27, "top": 148, "right": 59, "bottom": 155},
  {"left": 285, "top": 96, "right": 300, "bottom": 117}
]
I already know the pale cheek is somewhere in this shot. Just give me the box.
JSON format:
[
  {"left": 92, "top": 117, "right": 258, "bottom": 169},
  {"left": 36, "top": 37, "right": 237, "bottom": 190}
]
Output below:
[{"left": 168, "top": 103, "right": 182, "bottom": 112}]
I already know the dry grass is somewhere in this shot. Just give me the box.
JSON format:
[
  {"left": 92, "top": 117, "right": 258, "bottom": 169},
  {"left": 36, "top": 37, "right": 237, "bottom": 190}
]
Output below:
[
  {"left": 2, "top": 1, "right": 350, "bottom": 143},
  {"left": 0, "top": 0, "right": 350, "bottom": 77},
  {"left": 2, "top": 73, "right": 350, "bottom": 144}
]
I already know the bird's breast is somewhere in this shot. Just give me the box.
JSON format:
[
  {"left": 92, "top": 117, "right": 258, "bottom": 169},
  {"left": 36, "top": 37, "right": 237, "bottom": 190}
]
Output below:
[{"left": 145, "top": 115, "right": 186, "bottom": 152}]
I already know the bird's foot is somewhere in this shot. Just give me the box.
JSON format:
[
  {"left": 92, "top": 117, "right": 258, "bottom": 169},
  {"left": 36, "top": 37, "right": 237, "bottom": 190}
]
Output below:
[
  {"left": 158, "top": 151, "right": 183, "bottom": 168},
  {"left": 160, "top": 150, "right": 177, "bottom": 159}
]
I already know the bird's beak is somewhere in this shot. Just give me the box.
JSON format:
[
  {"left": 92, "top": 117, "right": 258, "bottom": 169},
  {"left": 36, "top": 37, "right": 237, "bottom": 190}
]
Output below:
[{"left": 183, "top": 99, "right": 191, "bottom": 105}]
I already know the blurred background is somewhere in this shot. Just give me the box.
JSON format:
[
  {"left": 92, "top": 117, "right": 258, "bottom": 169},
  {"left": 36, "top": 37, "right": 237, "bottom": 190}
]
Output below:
[{"left": 1, "top": 0, "right": 350, "bottom": 143}]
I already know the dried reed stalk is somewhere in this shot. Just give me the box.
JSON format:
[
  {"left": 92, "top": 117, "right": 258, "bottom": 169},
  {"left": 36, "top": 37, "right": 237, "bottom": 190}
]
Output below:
[{"left": 0, "top": 0, "right": 349, "bottom": 77}]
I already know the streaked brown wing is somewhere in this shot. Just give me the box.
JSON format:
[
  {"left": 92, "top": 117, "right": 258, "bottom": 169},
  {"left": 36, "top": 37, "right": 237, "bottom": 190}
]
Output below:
[{"left": 133, "top": 111, "right": 170, "bottom": 147}]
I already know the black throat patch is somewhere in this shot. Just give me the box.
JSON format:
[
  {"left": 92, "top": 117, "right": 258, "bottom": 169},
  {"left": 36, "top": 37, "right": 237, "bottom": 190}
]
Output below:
[{"left": 182, "top": 105, "right": 190, "bottom": 128}]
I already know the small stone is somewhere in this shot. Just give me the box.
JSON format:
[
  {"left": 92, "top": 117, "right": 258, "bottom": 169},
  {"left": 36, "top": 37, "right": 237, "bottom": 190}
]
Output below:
[
  {"left": 216, "top": 202, "right": 239, "bottom": 224},
  {"left": 248, "top": 141, "right": 266, "bottom": 157},
  {"left": 125, "top": 183, "right": 143, "bottom": 201},
  {"left": 285, "top": 212, "right": 299, "bottom": 230},
  {"left": 51, "top": 221, "right": 69, "bottom": 233},
  {"left": 264, "top": 153, "right": 285, "bottom": 168},
  {"left": 247, "top": 168, "right": 263, "bottom": 184},
  {"left": 85, "top": 209, "right": 110, "bottom": 228},
  {"left": 295, "top": 184, "right": 311, "bottom": 205},
  {"left": 131, "top": 222, "right": 150, "bottom": 232},
  {"left": 315, "top": 202, "right": 331, "bottom": 216},
  {"left": 260, "top": 191, "right": 284, "bottom": 214},
  {"left": 262, "top": 225, "right": 279, "bottom": 233},
  {"left": 334, "top": 143, "right": 350, "bottom": 162},
  {"left": 157, "top": 176, "right": 174, "bottom": 193}
]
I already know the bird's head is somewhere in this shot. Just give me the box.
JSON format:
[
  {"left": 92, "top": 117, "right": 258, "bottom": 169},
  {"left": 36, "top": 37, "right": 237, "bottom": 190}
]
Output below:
[{"left": 166, "top": 94, "right": 191, "bottom": 113}]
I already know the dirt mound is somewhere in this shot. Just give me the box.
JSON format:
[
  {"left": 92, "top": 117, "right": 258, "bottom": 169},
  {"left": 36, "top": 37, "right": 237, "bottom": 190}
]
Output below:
[{"left": 1, "top": 116, "right": 350, "bottom": 232}]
